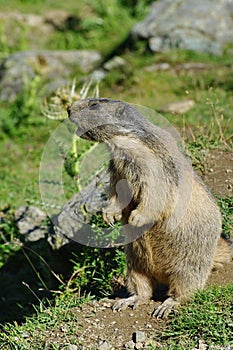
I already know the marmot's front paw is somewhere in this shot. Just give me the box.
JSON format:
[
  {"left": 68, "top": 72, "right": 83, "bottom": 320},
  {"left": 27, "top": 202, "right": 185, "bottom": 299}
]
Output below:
[
  {"left": 128, "top": 209, "right": 153, "bottom": 227},
  {"left": 102, "top": 207, "right": 122, "bottom": 226}
]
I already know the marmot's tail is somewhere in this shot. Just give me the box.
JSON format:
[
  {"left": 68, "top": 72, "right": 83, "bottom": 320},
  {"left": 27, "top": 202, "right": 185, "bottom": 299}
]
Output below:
[{"left": 213, "top": 234, "right": 233, "bottom": 270}]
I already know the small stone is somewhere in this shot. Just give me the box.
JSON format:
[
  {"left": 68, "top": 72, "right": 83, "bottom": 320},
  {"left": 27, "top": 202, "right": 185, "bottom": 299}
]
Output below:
[
  {"left": 60, "top": 325, "right": 67, "bottom": 332},
  {"left": 135, "top": 342, "right": 143, "bottom": 349},
  {"left": 66, "top": 346, "right": 78, "bottom": 350},
  {"left": 21, "top": 332, "right": 30, "bottom": 338},
  {"left": 98, "top": 340, "right": 113, "bottom": 350},
  {"left": 133, "top": 331, "right": 146, "bottom": 343},
  {"left": 158, "top": 100, "right": 195, "bottom": 114},
  {"left": 192, "top": 340, "right": 207, "bottom": 350},
  {"left": 103, "top": 56, "right": 127, "bottom": 71},
  {"left": 144, "top": 62, "right": 171, "bottom": 72},
  {"left": 124, "top": 340, "right": 135, "bottom": 349},
  {"left": 90, "top": 69, "right": 106, "bottom": 82},
  {"left": 225, "top": 345, "right": 233, "bottom": 350},
  {"left": 15, "top": 205, "right": 47, "bottom": 242},
  {"left": 102, "top": 302, "right": 112, "bottom": 308}
]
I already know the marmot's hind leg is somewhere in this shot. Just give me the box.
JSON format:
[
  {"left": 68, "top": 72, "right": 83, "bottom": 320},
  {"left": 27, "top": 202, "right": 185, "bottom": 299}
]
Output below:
[
  {"left": 152, "top": 274, "right": 203, "bottom": 318},
  {"left": 112, "top": 270, "right": 154, "bottom": 311}
]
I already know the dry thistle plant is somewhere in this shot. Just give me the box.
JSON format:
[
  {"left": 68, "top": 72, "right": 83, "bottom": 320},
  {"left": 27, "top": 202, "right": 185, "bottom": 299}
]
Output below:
[
  {"left": 41, "top": 79, "right": 100, "bottom": 120},
  {"left": 41, "top": 80, "right": 101, "bottom": 192}
]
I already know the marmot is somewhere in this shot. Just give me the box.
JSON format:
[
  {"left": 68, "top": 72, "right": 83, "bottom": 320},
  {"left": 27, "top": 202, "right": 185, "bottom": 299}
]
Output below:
[{"left": 68, "top": 98, "right": 232, "bottom": 318}]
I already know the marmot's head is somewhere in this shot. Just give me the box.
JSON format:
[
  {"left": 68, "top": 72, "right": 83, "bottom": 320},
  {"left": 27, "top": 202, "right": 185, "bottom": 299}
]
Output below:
[{"left": 68, "top": 98, "right": 146, "bottom": 142}]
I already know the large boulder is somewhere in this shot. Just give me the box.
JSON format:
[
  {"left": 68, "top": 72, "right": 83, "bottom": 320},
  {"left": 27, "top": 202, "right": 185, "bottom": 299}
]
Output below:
[
  {"left": 131, "top": 0, "right": 233, "bottom": 54},
  {"left": 0, "top": 50, "right": 102, "bottom": 101},
  {"left": 0, "top": 10, "right": 80, "bottom": 50}
]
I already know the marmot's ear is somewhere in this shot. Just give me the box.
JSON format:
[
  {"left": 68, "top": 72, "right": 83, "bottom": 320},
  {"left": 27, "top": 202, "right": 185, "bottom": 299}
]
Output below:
[{"left": 115, "top": 105, "right": 125, "bottom": 118}]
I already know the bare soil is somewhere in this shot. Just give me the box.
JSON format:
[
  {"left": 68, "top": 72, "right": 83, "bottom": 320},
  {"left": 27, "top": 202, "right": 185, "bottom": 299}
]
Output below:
[{"left": 202, "top": 149, "right": 233, "bottom": 197}]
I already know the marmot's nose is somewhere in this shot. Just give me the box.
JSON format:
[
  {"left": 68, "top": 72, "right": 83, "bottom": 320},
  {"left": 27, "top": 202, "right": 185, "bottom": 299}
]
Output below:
[{"left": 67, "top": 105, "right": 71, "bottom": 118}]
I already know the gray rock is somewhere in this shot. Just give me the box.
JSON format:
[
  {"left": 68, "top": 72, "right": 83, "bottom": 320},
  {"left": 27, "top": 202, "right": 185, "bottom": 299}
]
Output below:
[
  {"left": 53, "top": 169, "right": 110, "bottom": 249},
  {"left": 98, "top": 341, "right": 114, "bottom": 350},
  {"left": 135, "top": 343, "right": 143, "bottom": 350},
  {"left": 131, "top": 0, "right": 233, "bottom": 54},
  {"left": 90, "top": 69, "right": 107, "bottom": 82},
  {"left": 133, "top": 331, "right": 146, "bottom": 343},
  {"left": 65, "top": 346, "right": 78, "bottom": 350},
  {"left": 103, "top": 56, "right": 127, "bottom": 71},
  {"left": 0, "top": 50, "right": 102, "bottom": 101},
  {"left": 0, "top": 10, "right": 79, "bottom": 50},
  {"left": 15, "top": 205, "right": 48, "bottom": 242},
  {"left": 0, "top": 12, "right": 53, "bottom": 50},
  {"left": 158, "top": 100, "right": 195, "bottom": 114}
]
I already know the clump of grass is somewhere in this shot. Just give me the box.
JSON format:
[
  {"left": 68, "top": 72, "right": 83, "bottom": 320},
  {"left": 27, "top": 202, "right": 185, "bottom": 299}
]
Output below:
[
  {"left": 62, "top": 245, "right": 126, "bottom": 298},
  {"left": 0, "top": 293, "right": 92, "bottom": 350},
  {"left": 0, "top": 207, "right": 21, "bottom": 268},
  {"left": 218, "top": 196, "right": 233, "bottom": 238},
  {"left": 0, "top": 74, "right": 43, "bottom": 137},
  {"left": 162, "top": 285, "right": 233, "bottom": 348}
]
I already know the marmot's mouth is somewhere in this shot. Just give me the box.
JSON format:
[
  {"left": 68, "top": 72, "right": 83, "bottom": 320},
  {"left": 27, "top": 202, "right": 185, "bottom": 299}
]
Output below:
[{"left": 76, "top": 128, "right": 95, "bottom": 141}]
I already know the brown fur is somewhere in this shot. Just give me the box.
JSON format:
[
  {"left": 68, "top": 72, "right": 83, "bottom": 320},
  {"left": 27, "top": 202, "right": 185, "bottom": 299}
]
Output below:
[{"left": 68, "top": 98, "right": 232, "bottom": 318}]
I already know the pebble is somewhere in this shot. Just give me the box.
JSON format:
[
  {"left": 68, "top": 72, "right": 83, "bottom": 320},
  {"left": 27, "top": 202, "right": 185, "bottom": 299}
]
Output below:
[
  {"left": 66, "top": 345, "right": 78, "bottom": 350},
  {"left": 158, "top": 99, "right": 195, "bottom": 114},
  {"left": 102, "top": 302, "right": 112, "bottom": 308},
  {"left": 124, "top": 340, "right": 135, "bottom": 349},
  {"left": 98, "top": 340, "right": 114, "bottom": 350},
  {"left": 145, "top": 323, "right": 152, "bottom": 328},
  {"left": 133, "top": 331, "right": 146, "bottom": 343}
]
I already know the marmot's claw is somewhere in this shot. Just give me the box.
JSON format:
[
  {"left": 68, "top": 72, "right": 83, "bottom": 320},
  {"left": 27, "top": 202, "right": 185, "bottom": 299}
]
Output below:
[
  {"left": 103, "top": 208, "right": 122, "bottom": 225},
  {"left": 152, "top": 297, "right": 179, "bottom": 319},
  {"left": 112, "top": 295, "right": 146, "bottom": 311}
]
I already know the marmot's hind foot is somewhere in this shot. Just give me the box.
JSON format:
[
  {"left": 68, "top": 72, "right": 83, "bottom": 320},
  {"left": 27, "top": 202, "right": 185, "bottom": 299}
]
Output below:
[
  {"left": 112, "top": 295, "right": 147, "bottom": 311},
  {"left": 152, "top": 297, "right": 179, "bottom": 319}
]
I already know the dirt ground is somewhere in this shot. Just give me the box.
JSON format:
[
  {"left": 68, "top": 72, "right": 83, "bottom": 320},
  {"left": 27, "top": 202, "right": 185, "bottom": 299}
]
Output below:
[
  {"left": 44, "top": 150, "right": 233, "bottom": 349},
  {"left": 202, "top": 149, "right": 233, "bottom": 197}
]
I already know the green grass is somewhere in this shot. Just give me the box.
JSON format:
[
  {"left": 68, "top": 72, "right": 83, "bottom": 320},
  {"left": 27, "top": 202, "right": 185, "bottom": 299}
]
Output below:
[
  {"left": 0, "top": 285, "right": 232, "bottom": 349},
  {"left": 0, "top": 0, "right": 148, "bottom": 57},
  {"left": 161, "top": 285, "right": 233, "bottom": 348},
  {"left": 0, "top": 294, "right": 92, "bottom": 350}
]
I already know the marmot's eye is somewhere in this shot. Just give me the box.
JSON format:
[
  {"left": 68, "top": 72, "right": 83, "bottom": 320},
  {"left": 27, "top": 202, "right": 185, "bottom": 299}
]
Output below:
[{"left": 89, "top": 102, "right": 99, "bottom": 110}]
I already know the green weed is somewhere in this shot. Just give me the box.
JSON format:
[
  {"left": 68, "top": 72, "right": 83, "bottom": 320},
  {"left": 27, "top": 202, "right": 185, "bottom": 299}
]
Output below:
[
  {"left": 162, "top": 285, "right": 233, "bottom": 347},
  {"left": 218, "top": 196, "right": 233, "bottom": 237},
  {"left": 0, "top": 75, "right": 43, "bottom": 137},
  {"left": 0, "top": 293, "right": 91, "bottom": 350},
  {"left": 65, "top": 245, "right": 126, "bottom": 298},
  {"left": 0, "top": 208, "right": 21, "bottom": 268},
  {"left": 47, "top": 0, "right": 136, "bottom": 56}
]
